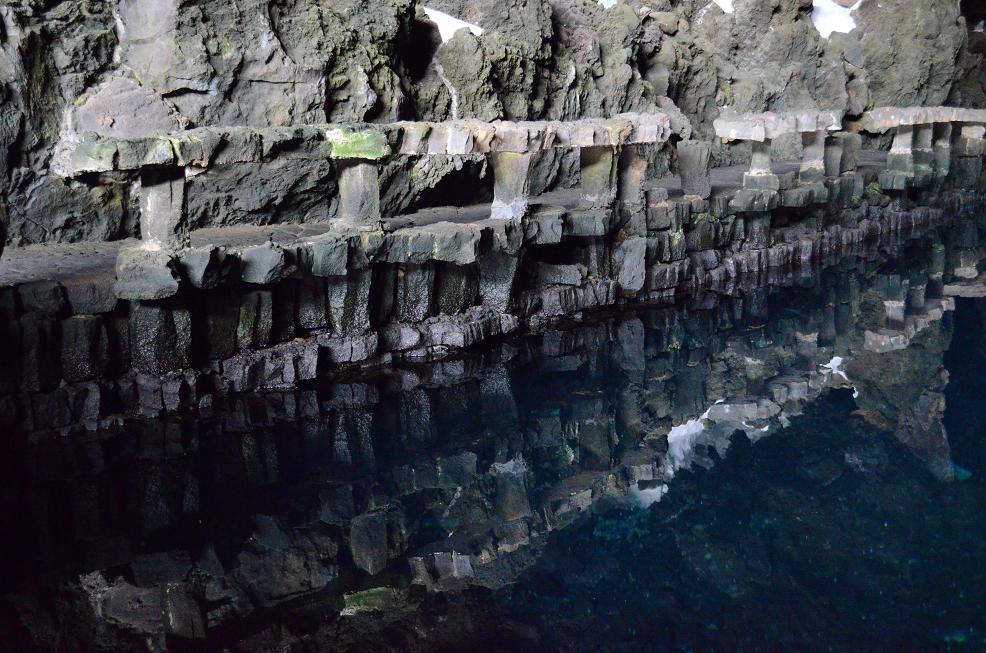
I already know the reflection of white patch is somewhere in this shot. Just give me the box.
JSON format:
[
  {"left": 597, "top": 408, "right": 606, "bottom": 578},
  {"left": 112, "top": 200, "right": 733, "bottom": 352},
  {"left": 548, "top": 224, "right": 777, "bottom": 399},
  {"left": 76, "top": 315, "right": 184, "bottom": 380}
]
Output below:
[
  {"left": 821, "top": 355, "right": 848, "bottom": 380},
  {"left": 667, "top": 418, "right": 707, "bottom": 469},
  {"left": 423, "top": 7, "right": 484, "bottom": 44},
  {"left": 811, "top": 0, "right": 860, "bottom": 39},
  {"left": 976, "top": 20, "right": 985, "bottom": 33},
  {"left": 712, "top": 0, "right": 734, "bottom": 12},
  {"left": 821, "top": 355, "right": 860, "bottom": 398},
  {"left": 630, "top": 483, "right": 668, "bottom": 508}
]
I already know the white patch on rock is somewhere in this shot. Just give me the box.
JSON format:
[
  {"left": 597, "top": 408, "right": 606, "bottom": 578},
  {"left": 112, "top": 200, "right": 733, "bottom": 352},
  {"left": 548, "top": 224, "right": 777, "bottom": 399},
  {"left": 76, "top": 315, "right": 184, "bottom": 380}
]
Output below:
[
  {"left": 433, "top": 59, "right": 460, "bottom": 120},
  {"left": 811, "top": 0, "right": 860, "bottom": 39},
  {"left": 712, "top": 0, "right": 734, "bottom": 13},
  {"left": 976, "top": 20, "right": 986, "bottom": 33},
  {"left": 598, "top": 0, "right": 618, "bottom": 8},
  {"left": 423, "top": 7, "right": 484, "bottom": 44}
]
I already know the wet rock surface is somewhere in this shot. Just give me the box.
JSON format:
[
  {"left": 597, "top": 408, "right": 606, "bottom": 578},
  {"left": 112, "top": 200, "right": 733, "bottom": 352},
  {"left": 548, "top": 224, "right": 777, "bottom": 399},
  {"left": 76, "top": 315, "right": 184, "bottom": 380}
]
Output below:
[
  {"left": 0, "top": 0, "right": 982, "bottom": 244},
  {"left": 1, "top": 232, "right": 985, "bottom": 650}
]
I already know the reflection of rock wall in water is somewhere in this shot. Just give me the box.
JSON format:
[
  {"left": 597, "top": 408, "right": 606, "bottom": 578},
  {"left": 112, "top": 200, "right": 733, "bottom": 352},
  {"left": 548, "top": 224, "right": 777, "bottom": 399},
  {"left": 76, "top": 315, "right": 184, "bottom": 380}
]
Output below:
[
  {"left": 0, "top": 247, "right": 965, "bottom": 650},
  {"left": 0, "top": 0, "right": 980, "bottom": 244}
]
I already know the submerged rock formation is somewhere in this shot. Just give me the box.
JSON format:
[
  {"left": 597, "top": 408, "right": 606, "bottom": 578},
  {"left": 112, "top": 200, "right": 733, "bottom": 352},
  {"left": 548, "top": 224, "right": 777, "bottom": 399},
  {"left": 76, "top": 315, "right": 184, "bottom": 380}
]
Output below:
[{"left": 0, "top": 242, "right": 973, "bottom": 650}]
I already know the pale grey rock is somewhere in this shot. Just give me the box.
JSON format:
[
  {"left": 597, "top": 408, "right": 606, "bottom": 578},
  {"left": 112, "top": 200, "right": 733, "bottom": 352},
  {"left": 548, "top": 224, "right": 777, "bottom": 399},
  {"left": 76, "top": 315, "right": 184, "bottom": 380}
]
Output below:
[
  {"left": 240, "top": 243, "right": 286, "bottom": 285},
  {"left": 538, "top": 263, "right": 583, "bottom": 286},
  {"left": 114, "top": 246, "right": 181, "bottom": 300},
  {"left": 676, "top": 140, "right": 712, "bottom": 199},
  {"left": 178, "top": 246, "right": 225, "bottom": 289},
  {"left": 70, "top": 76, "right": 182, "bottom": 138}
]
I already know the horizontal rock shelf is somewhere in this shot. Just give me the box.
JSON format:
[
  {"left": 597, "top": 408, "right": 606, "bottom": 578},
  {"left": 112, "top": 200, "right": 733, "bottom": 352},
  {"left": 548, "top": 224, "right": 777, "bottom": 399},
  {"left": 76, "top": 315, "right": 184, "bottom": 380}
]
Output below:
[
  {"left": 1, "top": 102, "right": 984, "bottom": 437},
  {"left": 52, "top": 113, "right": 672, "bottom": 253},
  {"left": 713, "top": 108, "right": 845, "bottom": 142},
  {"left": 858, "top": 106, "right": 986, "bottom": 131},
  {"left": 55, "top": 114, "right": 671, "bottom": 177}
]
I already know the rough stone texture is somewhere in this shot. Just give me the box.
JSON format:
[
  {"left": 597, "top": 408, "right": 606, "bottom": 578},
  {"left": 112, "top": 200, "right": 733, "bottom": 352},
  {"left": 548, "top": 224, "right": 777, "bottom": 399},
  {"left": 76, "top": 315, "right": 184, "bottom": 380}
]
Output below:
[
  {"left": 240, "top": 243, "right": 286, "bottom": 285},
  {"left": 2, "top": 0, "right": 980, "bottom": 248},
  {"left": 114, "top": 246, "right": 181, "bottom": 301}
]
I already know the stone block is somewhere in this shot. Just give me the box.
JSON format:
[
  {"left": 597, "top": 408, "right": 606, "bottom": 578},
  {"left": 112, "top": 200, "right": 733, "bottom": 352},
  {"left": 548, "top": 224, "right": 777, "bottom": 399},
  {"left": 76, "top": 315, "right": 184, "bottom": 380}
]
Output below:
[
  {"left": 743, "top": 213, "right": 772, "bottom": 248},
  {"left": 676, "top": 140, "right": 712, "bottom": 198},
  {"left": 836, "top": 132, "right": 861, "bottom": 173},
  {"left": 114, "top": 245, "right": 181, "bottom": 301},
  {"left": 337, "top": 160, "right": 382, "bottom": 225},
  {"left": 395, "top": 264, "right": 435, "bottom": 323},
  {"left": 237, "top": 290, "right": 274, "bottom": 350},
  {"left": 565, "top": 209, "right": 609, "bottom": 236},
  {"left": 349, "top": 513, "right": 388, "bottom": 576},
  {"left": 98, "top": 317, "right": 131, "bottom": 379},
  {"left": 20, "top": 315, "right": 60, "bottom": 392},
  {"left": 478, "top": 248, "right": 518, "bottom": 313},
  {"left": 523, "top": 206, "right": 564, "bottom": 245},
  {"left": 240, "top": 243, "right": 285, "bottom": 285},
  {"left": 140, "top": 168, "right": 188, "bottom": 250},
  {"left": 580, "top": 146, "right": 617, "bottom": 206},
  {"left": 434, "top": 264, "right": 478, "bottom": 315},
  {"left": 18, "top": 281, "right": 68, "bottom": 316},
  {"left": 799, "top": 130, "right": 827, "bottom": 182},
  {"left": 743, "top": 172, "right": 780, "bottom": 191},
  {"left": 730, "top": 189, "right": 780, "bottom": 213},
  {"left": 61, "top": 316, "right": 100, "bottom": 383},
  {"left": 130, "top": 303, "right": 191, "bottom": 375},
  {"left": 327, "top": 272, "right": 372, "bottom": 337},
  {"left": 646, "top": 259, "right": 690, "bottom": 291},
  {"left": 646, "top": 201, "right": 673, "bottom": 231},
  {"left": 613, "top": 236, "right": 647, "bottom": 294},
  {"left": 649, "top": 228, "right": 686, "bottom": 263},
  {"left": 490, "top": 152, "right": 535, "bottom": 220},
  {"left": 824, "top": 135, "right": 843, "bottom": 177},
  {"left": 538, "top": 263, "right": 583, "bottom": 286},
  {"left": 63, "top": 275, "right": 119, "bottom": 315},
  {"left": 178, "top": 246, "right": 226, "bottom": 289},
  {"left": 297, "top": 276, "right": 328, "bottom": 330},
  {"left": 202, "top": 292, "right": 240, "bottom": 361},
  {"left": 308, "top": 233, "right": 352, "bottom": 276},
  {"left": 617, "top": 145, "right": 649, "bottom": 213}
]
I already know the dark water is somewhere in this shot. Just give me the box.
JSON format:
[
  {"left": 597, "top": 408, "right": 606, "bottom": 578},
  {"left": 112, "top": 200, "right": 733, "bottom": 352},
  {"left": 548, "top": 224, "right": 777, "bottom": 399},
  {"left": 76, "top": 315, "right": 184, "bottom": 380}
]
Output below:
[{"left": 1, "top": 235, "right": 985, "bottom": 652}]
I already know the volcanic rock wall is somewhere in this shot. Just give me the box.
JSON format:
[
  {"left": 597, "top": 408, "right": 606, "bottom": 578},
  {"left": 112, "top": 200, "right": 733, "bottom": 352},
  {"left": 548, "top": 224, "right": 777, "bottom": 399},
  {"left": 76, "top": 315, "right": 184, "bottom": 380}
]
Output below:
[{"left": 0, "top": 0, "right": 979, "bottom": 245}]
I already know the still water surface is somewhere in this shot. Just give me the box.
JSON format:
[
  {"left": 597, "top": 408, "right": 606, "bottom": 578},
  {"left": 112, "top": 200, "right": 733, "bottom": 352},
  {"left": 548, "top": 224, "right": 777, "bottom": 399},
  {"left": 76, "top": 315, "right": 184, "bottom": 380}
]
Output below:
[{"left": 1, "top": 241, "right": 985, "bottom": 652}]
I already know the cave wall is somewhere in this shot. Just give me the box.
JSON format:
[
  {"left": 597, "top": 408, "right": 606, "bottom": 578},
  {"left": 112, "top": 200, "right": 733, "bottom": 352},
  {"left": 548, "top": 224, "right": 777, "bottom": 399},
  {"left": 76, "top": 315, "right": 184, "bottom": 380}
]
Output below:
[{"left": 0, "top": 0, "right": 979, "bottom": 246}]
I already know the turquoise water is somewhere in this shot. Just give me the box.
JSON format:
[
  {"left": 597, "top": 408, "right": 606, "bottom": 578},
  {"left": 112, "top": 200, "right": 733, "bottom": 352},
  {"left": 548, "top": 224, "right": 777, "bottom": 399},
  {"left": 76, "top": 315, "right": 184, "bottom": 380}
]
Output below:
[{"left": 1, "top": 244, "right": 985, "bottom": 652}]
